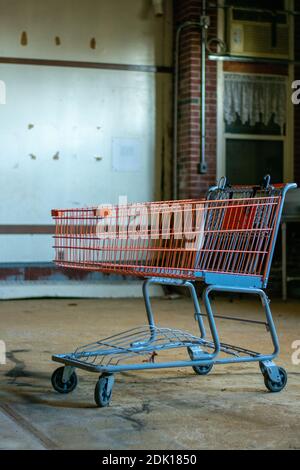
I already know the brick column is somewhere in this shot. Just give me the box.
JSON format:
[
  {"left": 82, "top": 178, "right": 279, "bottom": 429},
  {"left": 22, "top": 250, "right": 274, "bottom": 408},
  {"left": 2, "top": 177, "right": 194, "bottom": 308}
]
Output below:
[
  {"left": 294, "top": 0, "right": 300, "bottom": 184},
  {"left": 174, "top": 0, "right": 217, "bottom": 199}
]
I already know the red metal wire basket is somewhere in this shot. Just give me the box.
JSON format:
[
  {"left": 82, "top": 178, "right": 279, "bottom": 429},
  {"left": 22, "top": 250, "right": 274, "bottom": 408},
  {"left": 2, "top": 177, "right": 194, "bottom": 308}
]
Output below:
[{"left": 52, "top": 186, "right": 283, "bottom": 282}]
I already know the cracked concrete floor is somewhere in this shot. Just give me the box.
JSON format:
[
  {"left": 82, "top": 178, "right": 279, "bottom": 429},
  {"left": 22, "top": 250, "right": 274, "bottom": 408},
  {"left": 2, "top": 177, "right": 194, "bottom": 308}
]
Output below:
[{"left": 0, "top": 294, "right": 299, "bottom": 450}]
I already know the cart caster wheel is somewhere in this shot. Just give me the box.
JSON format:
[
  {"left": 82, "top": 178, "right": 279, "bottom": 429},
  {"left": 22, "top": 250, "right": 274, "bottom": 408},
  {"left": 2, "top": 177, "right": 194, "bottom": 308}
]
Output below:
[
  {"left": 192, "top": 363, "right": 213, "bottom": 376},
  {"left": 51, "top": 367, "right": 78, "bottom": 394},
  {"left": 264, "top": 367, "right": 287, "bottom": 393},
  {"left": 187, "top": 347, "right": 213, "bottom": 376},
  {"left": 94, "top": 374, "right": 115, "bottom": 408}
]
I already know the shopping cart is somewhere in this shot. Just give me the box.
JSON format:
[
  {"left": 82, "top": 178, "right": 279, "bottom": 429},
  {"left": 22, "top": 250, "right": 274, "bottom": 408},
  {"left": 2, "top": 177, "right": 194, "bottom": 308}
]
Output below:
[{"left": 51, "top": 176, "right": 297, "bottom": 407}]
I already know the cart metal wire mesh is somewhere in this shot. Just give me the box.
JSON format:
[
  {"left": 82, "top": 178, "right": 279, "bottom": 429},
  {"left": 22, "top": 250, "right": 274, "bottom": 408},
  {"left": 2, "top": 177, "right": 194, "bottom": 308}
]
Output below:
[
  {"left": 51, "top": 179, "right": 297, "bottom": 406},
  {"left": 52, "top": 184, "right": 283, "bottom": 283},
  {"left": 54, "top": 325, "right": 263, "bottom": 372},
  {"left": 67, "top": 326, "right": 209, "bottom": 367}
]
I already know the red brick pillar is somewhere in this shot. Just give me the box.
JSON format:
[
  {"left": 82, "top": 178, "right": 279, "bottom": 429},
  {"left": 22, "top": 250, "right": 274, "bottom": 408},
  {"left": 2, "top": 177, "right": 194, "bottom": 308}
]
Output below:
[
  {"left": 294, "top": 0, "right": 300, "bottom": 184},
  {"left": 174, "top": 0, "right": 217, "bottom": 199}
]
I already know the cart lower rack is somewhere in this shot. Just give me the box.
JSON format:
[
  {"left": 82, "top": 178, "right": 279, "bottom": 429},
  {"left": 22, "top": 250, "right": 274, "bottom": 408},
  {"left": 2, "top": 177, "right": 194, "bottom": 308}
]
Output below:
[{"left": 51, "top": 177, "right": 297, "bottom": 407}]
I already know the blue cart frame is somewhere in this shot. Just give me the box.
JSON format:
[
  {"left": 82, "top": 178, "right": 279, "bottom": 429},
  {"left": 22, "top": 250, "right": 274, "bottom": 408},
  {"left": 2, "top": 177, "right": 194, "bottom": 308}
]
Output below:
[{"left": 51, "top": 178, "right": 297, "bottom": 407}]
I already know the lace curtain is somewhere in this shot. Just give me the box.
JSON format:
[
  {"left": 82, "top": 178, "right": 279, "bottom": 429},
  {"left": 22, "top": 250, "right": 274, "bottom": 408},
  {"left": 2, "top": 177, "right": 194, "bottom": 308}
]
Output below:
[{"left": 224, "top": 73, "right": 287, "bottom": 133}]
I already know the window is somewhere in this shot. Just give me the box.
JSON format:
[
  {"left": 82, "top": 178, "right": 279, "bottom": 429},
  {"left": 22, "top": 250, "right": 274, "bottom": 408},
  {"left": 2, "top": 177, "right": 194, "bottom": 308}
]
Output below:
[
  {"left": 223, "top": 73, "right": 287, "bottom": 185},
  {"left": 224, "top": 73, "right": 287, "bottom": 135},
  {"left": 225, "top": 114, "right": 282, "bottom": 135},
  {"left": 226, "top": 140, "right": 283, "bottom": 185}
]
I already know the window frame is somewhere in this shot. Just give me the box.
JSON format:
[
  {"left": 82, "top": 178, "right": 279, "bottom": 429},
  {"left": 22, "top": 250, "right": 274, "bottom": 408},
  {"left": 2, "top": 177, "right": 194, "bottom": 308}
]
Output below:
[{"left": 216, "top": 0, "right": 295, "bottom": 183}]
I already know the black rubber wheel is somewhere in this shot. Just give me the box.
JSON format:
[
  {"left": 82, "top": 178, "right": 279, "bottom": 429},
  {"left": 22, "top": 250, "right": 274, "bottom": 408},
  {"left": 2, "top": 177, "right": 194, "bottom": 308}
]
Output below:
[
  {"left": 192, "top": 363, "right": 213, "bottom": 376},
  {"left": 187, "top": 348, "right": 213, "bottom": 376},
  {"left": 94, "top": 374, "right": 114, "bottom": 408},
  {"left": 51, "top": 367, "right": 78, "bottom": 394},
  {"left": 264, "top": 367, "right": 287, "bottom": 393}
]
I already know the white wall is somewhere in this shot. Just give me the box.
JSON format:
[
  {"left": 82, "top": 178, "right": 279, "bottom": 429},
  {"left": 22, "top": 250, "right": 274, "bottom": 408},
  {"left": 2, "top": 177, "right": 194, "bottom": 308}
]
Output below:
[
  {"left": 0, "top": 0, "right": 173, "bottom": 263},
  {"left": 0, "top": 0, "right": 172, "bottom": 65}
]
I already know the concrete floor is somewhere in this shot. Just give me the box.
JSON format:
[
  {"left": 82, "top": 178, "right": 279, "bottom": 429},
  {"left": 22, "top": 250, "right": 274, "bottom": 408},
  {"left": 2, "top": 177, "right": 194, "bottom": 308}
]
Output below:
[{"left": 0, "top": 294, "right": 299, "bottom": 450}]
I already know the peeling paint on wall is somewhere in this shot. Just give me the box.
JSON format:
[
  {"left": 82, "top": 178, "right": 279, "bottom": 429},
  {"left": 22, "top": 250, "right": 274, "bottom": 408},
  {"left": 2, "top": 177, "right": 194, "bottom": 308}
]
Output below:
[
  {"left": 20, "top": 31, "right": 28, "bottom": 46},
  {"left": 90, "top": 37, "right": 96, "bottom": 50},
  {"left": 0, "top": 265, "right": 127, "bottom": 282}
]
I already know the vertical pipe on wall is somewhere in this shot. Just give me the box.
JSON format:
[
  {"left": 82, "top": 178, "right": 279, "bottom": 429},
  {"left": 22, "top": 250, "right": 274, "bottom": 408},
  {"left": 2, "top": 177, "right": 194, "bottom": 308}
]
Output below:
[
  {"left": 173, "top": 2, "right": 211, "bottom": 198},
  {"left": 200, "top": 0, "right": 209, "bottom": 174}
]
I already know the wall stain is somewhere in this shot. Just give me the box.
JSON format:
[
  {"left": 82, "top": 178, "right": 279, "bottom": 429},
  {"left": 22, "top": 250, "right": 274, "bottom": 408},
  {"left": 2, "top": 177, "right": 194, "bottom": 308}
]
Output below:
[
  {"left": 0, "top": 267, "right": 22, "bottom": 280},
  {"left": 20, "top": 31, "right": 28, "bottom": 46},
  {"left": 55, "top": 36, "right": 61, "bottom": 46},
  {"left": 62, "top": 268, "right": 92, "bottom": 280},
  {"left": 24, "top": 266, "right": 54, "bottom": 281},
  {"left": 53, "top": 151, "right": 60, "bottom": 160},
  {"left": 28, "top": 124, "right": 34, "bottom": 130},
  {"left": 95, "top": 156, "right": 103, "bottom": 162},
  {"left": 90, "top": 37, "right": 96, "bottom": 49},
  {"left": 29, "top": 153, "right": 37, "bottom": 160}
]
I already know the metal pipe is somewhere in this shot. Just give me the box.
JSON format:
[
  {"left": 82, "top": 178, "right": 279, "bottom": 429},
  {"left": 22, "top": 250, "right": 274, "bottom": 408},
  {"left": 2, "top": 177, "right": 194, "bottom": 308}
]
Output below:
[
  {"left": 200, "top": 0, "right": 208, "bottom": 174},
  {"left": 208, "top": 53, "right": 300, "bottom": 65},
  {"left": 209, "top": 2, "right": 300, "bottom": 16}
]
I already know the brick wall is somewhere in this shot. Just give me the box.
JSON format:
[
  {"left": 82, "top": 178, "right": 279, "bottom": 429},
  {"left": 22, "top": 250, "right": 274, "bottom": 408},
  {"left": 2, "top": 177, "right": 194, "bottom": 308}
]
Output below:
[
  {"left": 295, "top": 0, "right": 300, "bottom": 185},
  {"left": 174, "top": 0, "right": 299, "bottom": 197},
  {"left": 174, "top": 0, "right": 217, "bottom": 199}
]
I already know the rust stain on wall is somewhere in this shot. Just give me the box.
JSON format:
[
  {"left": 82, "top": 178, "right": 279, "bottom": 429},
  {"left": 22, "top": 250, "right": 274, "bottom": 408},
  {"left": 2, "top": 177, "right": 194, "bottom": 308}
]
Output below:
[
  {"left": 90, "top": 38, "right": 96, "bottom": 50},
  {"left": 0, "top": 268, "right": 22, "bottom": 281},
  {"left": 24, "top": 267, "right": 54, "bottom": 281},
  {"left": 20, "top": 31, "right": 28, "bottom": 46},
  {"left": 62, "top": 268, "right": 92, "bottom": 281}
]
